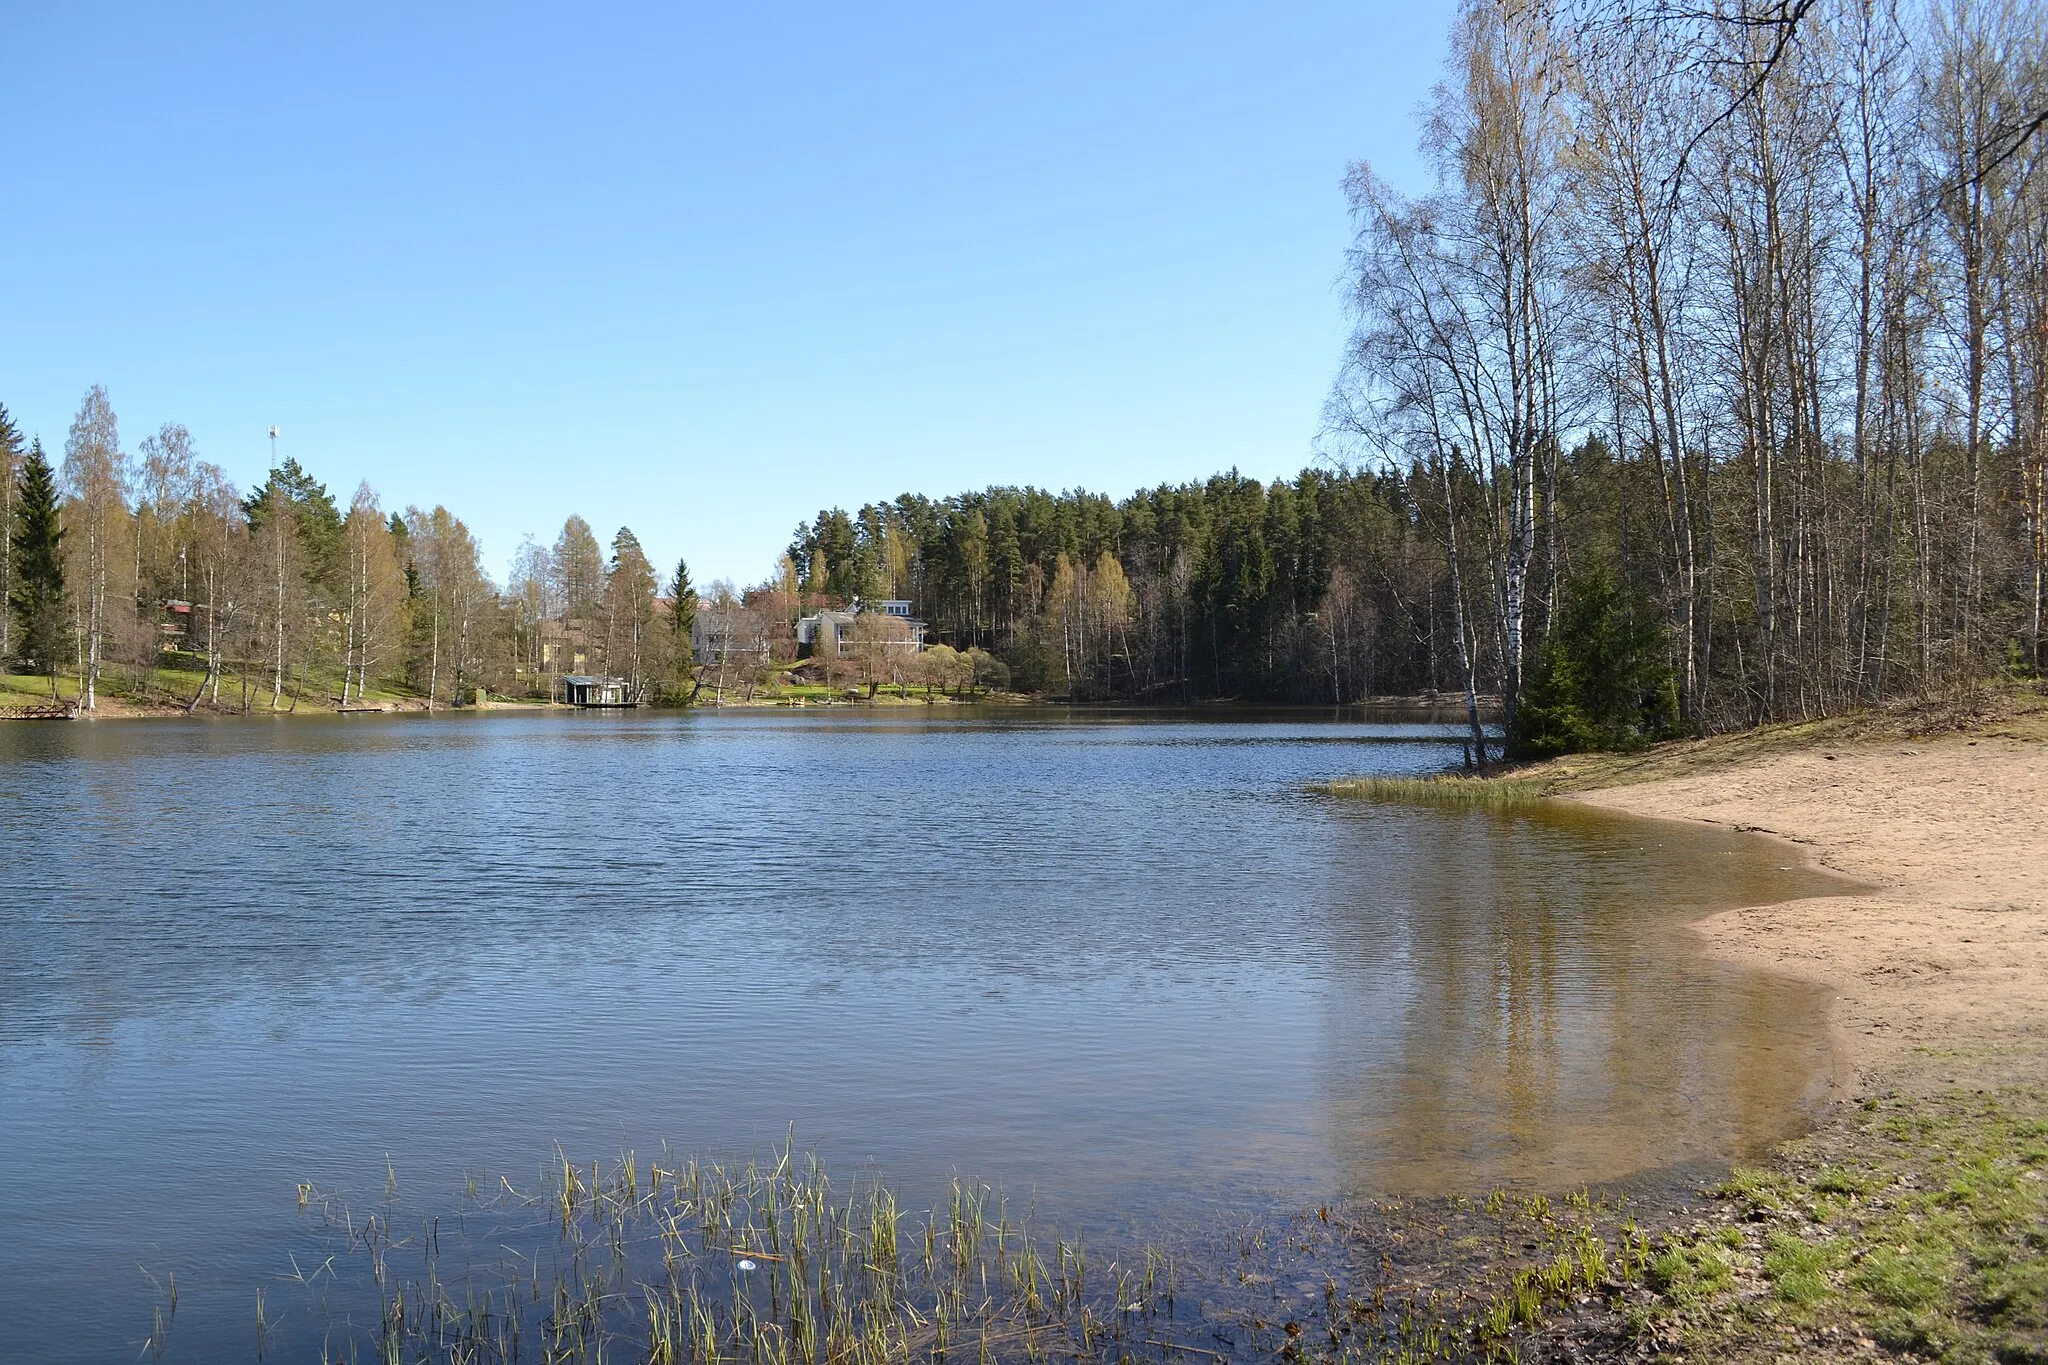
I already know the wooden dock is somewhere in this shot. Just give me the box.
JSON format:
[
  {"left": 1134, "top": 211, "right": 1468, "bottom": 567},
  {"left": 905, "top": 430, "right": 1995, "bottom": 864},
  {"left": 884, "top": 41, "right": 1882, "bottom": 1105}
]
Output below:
[{"left": 0, "top": 701, "right": 76, "bottom": 721}]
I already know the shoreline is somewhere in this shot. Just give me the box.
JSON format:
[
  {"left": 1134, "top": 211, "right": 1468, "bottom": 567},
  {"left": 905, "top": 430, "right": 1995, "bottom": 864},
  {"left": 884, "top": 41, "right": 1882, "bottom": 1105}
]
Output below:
[
  {"left": 1331, "top": 691, "right": 2048, "bottom": 1099},
  {"left": 2, "top": 690, "right": 1493, "bottom": 721},
  {"left": 1563, "top": 730, "right": 2047, "bottom": 1098},
  {"left": 1309, "top": 696, "right": 2048, "bottom": 1362}
]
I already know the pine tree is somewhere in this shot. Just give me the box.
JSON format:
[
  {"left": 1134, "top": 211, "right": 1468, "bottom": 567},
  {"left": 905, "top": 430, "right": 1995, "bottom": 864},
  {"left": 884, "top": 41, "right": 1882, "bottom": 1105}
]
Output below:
[
  {"left": 243, "top": 457, "right": 343, "bottom": 565},
  {"left": 10, "top": 439, "right": 67, "bottom": 696}
]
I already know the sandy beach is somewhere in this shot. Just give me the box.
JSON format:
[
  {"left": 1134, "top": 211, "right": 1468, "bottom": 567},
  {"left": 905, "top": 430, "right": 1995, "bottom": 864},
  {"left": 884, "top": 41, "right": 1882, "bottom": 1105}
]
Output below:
[{"left": 1567, "top": 733, "right": 2048, "bottom": 1095}]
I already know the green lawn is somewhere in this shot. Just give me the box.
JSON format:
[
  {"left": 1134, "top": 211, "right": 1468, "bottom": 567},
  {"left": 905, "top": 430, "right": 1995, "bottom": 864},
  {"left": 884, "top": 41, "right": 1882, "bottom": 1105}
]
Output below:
[
  {"left": 1, "top": 671, "right": 75, "bottom": 706},
  {"left": 3, "top": 658, "right": 429, "bottom": 713}
]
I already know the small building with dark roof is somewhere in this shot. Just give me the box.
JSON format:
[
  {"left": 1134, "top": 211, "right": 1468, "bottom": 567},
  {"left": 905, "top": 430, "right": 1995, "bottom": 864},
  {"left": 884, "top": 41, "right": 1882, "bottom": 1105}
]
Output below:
[{"left": 557, "top": 675, "right": 634, "bottom": 708}]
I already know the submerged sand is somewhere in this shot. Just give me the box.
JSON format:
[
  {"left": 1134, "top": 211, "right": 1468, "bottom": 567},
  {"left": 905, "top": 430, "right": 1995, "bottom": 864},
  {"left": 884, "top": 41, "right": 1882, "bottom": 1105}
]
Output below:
[{"left": 1566, "top": 735, "right": 2048, "bottom": 1093}]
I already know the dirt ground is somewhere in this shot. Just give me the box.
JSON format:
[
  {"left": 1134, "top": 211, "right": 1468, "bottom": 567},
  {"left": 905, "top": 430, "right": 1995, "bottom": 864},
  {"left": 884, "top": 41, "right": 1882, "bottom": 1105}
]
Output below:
[{"left": 1562, "top": 725, "right": 2048, "bottom": 1095}]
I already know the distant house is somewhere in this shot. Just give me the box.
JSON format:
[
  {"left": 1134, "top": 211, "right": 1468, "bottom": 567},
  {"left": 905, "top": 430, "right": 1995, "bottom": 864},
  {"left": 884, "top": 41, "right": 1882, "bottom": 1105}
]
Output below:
[
  {"left": 795, "top": 608, "right": 858, "bottom": 657},
  {"left": 557, "top": 674, "right": 633, "bottom": 707},
  {"left": 538, "top": 617, "right": 591, "bottom": 675},
  {"left": 797, "top": 600, "right": 927, "bottom": 658}
]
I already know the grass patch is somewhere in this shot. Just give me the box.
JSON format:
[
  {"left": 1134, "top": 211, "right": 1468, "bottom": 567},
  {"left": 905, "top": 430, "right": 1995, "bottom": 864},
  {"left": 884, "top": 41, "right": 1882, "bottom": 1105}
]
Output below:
[
  {"left": 1713, "top": 1165, "right": 1790, "bottom": 1213},
  {"left": 2, "top": 671, "right": 76, "bottom": 704},
  {"left": 1608, "top": 1087, "right": 2048, "bottom": 1364},
  {"left": 1852, "top": 1243, "right": 1954, "bottom": 1311},
  {"left": 1762, "top": 1230, "right": 1832, "bottom": 1304},
  {"left": 5, "top": 662, "right": 430, "bottom": 714},
  {"left": 1646, "top": 1239, "right": 1737, "bottom": 1305}
]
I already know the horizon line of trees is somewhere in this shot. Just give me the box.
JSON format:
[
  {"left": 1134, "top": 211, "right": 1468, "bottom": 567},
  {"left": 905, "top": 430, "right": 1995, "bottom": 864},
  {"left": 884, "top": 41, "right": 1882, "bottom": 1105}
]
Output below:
[
  {"left": 0, "top": 390, "right": 717, "bottom": 711},
  {"left": 11, "top": 0, "right": 2046, "bottom": 746},
  {"left": 0, "top": 390, "right": 1011, "bottom": 712}
]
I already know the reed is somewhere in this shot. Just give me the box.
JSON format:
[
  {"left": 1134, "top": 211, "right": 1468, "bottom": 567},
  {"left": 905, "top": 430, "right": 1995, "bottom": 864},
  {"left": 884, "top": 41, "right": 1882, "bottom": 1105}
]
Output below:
[
  {"left": 282, "top": 1135, "right": 1194, "bottom": 1365},
  {"left": 1322, "top": 774, "right": 1552, "bottom": 809},
  {"left": 276, "top": 1133, "right": 1724, "bottom": 1365}
]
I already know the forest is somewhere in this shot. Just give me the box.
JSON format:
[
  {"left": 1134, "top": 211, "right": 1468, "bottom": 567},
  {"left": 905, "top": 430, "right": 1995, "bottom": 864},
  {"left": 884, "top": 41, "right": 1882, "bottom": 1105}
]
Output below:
[
  {"left": 790, "top": 0, "right": 2048, "bottom": 752},
  {"left": 6, "top": 0, "right": 2047, "bottom": 755}
]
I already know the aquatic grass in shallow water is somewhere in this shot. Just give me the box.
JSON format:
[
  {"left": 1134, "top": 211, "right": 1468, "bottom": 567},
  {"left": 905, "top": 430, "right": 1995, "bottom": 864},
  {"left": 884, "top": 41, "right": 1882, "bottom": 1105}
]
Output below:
[
  {"left": 1321, "top": 775, "right": 1552, "bottom": 810},
  {"left": 276, "top": 1137, "right": 1214, "bottom": 1365},
  {"left": 248, "top": 1137, "right": 1709, "bottom": 1365},
  {"left": 154, "top": 1095, "right": 2048, "bottom": 1365}
]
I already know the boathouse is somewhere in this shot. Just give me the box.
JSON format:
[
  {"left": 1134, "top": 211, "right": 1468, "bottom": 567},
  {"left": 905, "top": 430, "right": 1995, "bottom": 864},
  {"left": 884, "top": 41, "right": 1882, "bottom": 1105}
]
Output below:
[{"left": 558, "top": 675, "right": 634, "bottom": 708}]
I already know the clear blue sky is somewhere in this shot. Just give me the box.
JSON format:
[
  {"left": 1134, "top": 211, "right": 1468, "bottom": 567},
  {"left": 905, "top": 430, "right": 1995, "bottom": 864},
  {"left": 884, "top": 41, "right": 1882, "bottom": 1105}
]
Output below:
[{"left": 2, "top": 3, "right": 1445, "bottom": 585}]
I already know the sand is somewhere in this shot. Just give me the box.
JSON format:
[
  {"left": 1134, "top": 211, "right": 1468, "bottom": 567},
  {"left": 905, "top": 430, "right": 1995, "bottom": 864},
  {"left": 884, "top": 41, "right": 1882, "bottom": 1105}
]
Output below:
[{"left": 1567, "top": 735, "right": 2048, "bottom": 1093}]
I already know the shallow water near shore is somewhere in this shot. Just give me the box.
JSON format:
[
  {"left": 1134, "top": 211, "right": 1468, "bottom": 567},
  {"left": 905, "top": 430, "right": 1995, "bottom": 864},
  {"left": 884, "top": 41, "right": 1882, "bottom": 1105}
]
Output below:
[{"left": 0, "top": 710, "right": 1849, "bottom": 1360}]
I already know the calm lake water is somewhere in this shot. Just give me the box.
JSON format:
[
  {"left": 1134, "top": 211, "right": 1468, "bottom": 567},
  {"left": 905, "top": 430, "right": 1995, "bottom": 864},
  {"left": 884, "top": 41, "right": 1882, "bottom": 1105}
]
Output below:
[{"left": 0, "top": 710, "right": 1847, "bottom": 1361}]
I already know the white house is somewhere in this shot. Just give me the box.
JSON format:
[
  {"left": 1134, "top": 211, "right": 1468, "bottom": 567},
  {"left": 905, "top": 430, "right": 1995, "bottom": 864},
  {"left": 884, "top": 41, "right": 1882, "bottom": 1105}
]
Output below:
[{"left": 797, "top": 600, "right": 927, "bottom": 658}]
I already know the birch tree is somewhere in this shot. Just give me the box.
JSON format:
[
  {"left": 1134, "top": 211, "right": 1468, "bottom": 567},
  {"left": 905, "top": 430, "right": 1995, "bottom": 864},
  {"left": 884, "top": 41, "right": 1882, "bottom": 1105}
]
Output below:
[
  {"left": 1922, "top": 0, "right": 2033, "bottom": 671},
  {"left": 507, "top": 535, "right": 556, "bottom": 693},
  {"left": 1567, "top": 14, "right": 1718, "bottom": 725},
  {"left": 182, "top": 463, "right": 247, "bottom": 710},
  {"left": 1331, "top": 0, "right": 1574, "bottom": 746},
  {"left": 60, "top": 386, "right": 128, "bottom": 710},
  {"left": 341, "top": 484, "right": 406, "bottom": 703},
  {"left": 405, "top": 505, "right": 494, "bottom": 707},
  {"left": 603, "top": 526, "right": 656, "bottom": 695}
]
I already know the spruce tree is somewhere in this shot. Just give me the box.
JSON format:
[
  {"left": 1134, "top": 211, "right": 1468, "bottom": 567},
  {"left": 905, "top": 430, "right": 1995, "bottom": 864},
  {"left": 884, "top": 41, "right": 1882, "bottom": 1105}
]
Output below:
[
  {"left": 669, "top": 557, "right": 695, "bottom": 693},
  {"left": 10, "top": 439, "right": 67, "bottom": 696}
]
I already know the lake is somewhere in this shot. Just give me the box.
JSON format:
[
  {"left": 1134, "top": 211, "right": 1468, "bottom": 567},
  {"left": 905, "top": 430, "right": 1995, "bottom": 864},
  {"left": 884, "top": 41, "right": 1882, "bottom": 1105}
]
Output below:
[{"left": 0, "top": 710, "right": 1847, "bottom": 1361}]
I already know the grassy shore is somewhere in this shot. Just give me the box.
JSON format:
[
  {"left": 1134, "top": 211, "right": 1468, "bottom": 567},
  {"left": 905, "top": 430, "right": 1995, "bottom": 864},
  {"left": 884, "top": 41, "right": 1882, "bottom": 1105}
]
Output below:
[
  {"left": 1, "top": 662, "right": 435, "bottom": 716},
  {"left": 2, "top": 663, "right": 1033, "bottom": 717},
  {"left": 1626, "top": 1087, "right": 2048, "bottom": 1363}
]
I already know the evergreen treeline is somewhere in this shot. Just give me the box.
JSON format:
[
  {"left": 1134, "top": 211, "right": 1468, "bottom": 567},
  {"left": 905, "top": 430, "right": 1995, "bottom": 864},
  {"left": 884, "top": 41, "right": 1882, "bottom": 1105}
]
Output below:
[
  {"left": 792, "top": 0, "right": 2048, "bottom": 754},
  {"left": 785, "top": 472, "right": 1448, "bottom": 704}
]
